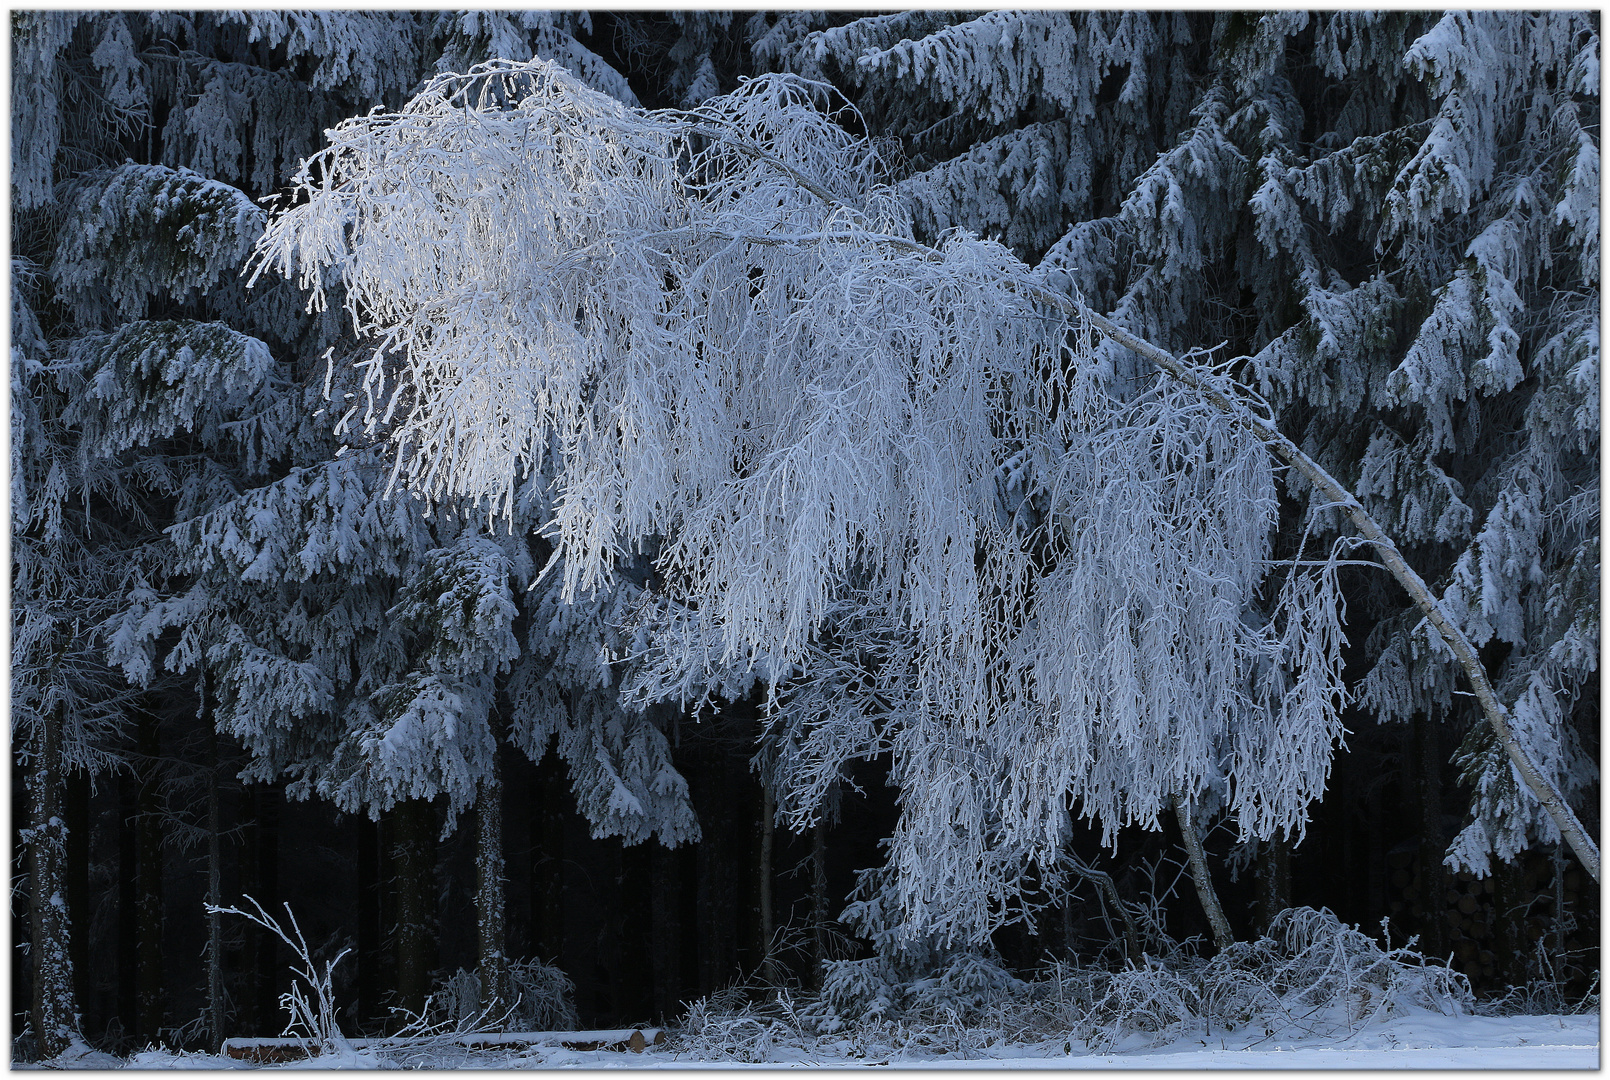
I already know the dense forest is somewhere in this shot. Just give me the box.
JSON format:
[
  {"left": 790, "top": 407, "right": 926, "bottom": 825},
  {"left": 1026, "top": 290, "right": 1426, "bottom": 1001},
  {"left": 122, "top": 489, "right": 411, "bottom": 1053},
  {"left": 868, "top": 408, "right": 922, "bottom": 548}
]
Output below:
[{"left": 11, "top": 10, "right": 1598, "bottom": 1061}]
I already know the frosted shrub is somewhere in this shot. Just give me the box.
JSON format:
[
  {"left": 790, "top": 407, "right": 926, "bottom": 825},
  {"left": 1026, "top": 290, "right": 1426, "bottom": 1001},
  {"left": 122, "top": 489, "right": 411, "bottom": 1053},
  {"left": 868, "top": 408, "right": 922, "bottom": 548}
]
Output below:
[
  {"left": 807, "top": 950, "right": 1023, "bottom": 1033},
  {"left": 506, "top": 958, "right": 580, "bottom": 1031},
  {"left": 671, "top": 908, "right": 1474, "bottom": 1061},
  {"left": 670, "top": 992, "right": 806, "bottom": 1063},
  {"left": 1067, "top": 907, "right": 1472, "bottom": 1051},
  {"left": 209, "top": 897, "right": 352, "bottom": 1053},
  {"left": 1237, "top": 907, "right": 1471, "bottom": 1027},
  {"left": 428, "top": 958, "right": 577, "bottom": 1032}
]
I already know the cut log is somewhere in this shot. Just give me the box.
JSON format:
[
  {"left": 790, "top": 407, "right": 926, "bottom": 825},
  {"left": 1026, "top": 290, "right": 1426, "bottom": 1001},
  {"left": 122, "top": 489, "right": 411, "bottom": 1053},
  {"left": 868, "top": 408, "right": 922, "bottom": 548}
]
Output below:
[{"left": 222, "top": 1028, "right": 668, "bottom": 1062}]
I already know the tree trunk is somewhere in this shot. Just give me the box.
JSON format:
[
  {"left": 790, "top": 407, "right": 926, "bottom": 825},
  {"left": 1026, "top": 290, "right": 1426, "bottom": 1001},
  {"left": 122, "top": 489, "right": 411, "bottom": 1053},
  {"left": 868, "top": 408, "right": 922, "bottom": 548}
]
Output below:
[
  {"left": 617, "top": 841, "right": 652, "bottom": 1024},
  {"left": 391, "top": 798, "right": 436, "bottom": 1024},
  {"left": 251, "top": 785, "right": 281, "bottom": 1035},
  {"left": 1550, "top": 844, "right": 1572, "bottom": 967},
  {"left": 1255, "top": 833, "right": 1293, "bottom": 933},
  {"left": 135, "top": 710, "right": 165, "bottom": 1042},
  {"left": 475, "top": 744, "right": 509, "bottom": 1020},
  {"left": 117, "top": 772, "right": 138, "bottom": 1043},
  {"left": 1411, "top": 713, "right": 1447, "bottom": 960},
  {"left": 1171, "top": 794, "right": 1233, "bottom": 952},
  {"left": 28, "top": 704, "right": 82, "bottom": 1059},
  {"left": 648, "top": 842, "right": 682, "bottom": 1022},
  {"left": 64, "top": 767, "right": 90, "bottom": 1026},
  {"left": 694, "top": 749, "right": 737, "bottom": 992},
  {"left": 1491, "top": 854, "right": 1528, "bottom": 986},
  {"left": 756, "top": 780, "right": 775, "bottom": 966},
  {"left": 205, "top": 725, "right": 224, "bottom": 1054},
  {"left": 810, "top": 819, "right": 829, "bottom": 986},
  {"left": 357, "top": 813, "right": 381, "bottom": 1030},
  {"left": 532, "top": 751, "right": 566, "bottom": 965}
]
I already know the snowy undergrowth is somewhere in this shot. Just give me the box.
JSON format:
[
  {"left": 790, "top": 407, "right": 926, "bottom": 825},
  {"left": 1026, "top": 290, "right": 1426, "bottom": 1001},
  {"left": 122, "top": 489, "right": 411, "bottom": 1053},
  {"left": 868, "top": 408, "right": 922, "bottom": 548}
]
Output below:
[
  {"left": 429, "top": 959, "right": 579, "bottom": 1033},
  {"left": 669, "top": 908, "right": 1476, "bottom": 1062}
]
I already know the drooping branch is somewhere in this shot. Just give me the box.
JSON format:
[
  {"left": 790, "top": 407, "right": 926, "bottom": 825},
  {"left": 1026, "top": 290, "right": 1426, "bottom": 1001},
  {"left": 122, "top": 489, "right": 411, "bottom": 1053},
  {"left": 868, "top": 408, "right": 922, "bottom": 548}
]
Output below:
[
  {"left": 1062, "top": 305, "right": 1600, "bottom": 886},
  {"left": 1063, "top": 851, "right": 1140, "bottom": 961},
  {"left": 707, "top": 109, "right": 1601, "bottom": 887}
]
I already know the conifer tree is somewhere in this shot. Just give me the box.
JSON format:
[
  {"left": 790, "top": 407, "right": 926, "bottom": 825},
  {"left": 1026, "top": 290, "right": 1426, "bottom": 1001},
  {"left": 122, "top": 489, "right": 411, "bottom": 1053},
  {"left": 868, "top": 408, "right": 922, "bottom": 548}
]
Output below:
[{"left": 12, "top": 11, "right": 690, "bottom": 1046}]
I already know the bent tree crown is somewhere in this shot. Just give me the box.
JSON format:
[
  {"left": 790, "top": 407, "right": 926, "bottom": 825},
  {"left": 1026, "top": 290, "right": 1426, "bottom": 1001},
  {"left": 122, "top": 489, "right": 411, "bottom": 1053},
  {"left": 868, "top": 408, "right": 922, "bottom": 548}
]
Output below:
[{"left": 257, "top": 60, "right": 1595, "bottom": 940}]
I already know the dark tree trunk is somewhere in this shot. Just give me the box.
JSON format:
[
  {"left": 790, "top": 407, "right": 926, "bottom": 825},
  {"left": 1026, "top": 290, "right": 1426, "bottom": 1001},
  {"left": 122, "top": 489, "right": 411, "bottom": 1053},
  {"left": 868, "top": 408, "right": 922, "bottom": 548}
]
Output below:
[
  {"left": 678, "top": 842, "right": 700, "bottom": 1007},
  {"left": 64, "top": 767, "right": 90, "bottom": 1020},
  {"left": 617, "top": 841, "right": 653, "bottom": 1024},
  {"left": 1255, "top": 833, "right": 1293, "bottom": 933},
  {"left": 1411, "top": 713, "right": 1447, "bottom": 959},
  {"left": 1365, "top": 766, "right": 1387, "bottom": 927},
  {"left": 1491, "top": 854, "right": 1528, "bottom": 986},
  {"left": 204, "top": 725, "right": 224, "bottom": 1054},
  {"left": 694, "top": 749, "right": 739, "bottom": 991},
  {"left": 28, "top": 705, "right": 82, "bottom": 1059},
  {"left": 63, "top": 769, "right": 88, "bottom": 1023},
  {"left": 532, "top": 751, "right": 566, "bottom": 964},
  {"left": 253, "top": 785, "right": 281, "bottom": 1035},
  {"left": 391, "top": 798, "right": 437, "bottom": 1023},
  {"left": 756, "top": 781, "right": 775, "bottom": 966},
  {"left": 356, "top": 813, "right": 381, "bottom": 1030},
  {"left": 810, "top": 819, "right": 829, "bottom": 986},
  {"left": 475, "top": 737, "right": 509, "bottom": 1019},
  {"left": 648, "top": 842, "right": 682, "bottom": 1023},
  {"left": 594, "top": 842, "right": 623, "bottom": 1023},
  {"left": 134, "top": 710, "right": 165, "bottom": 1042},
  {"left": 117, "top": 772, "right": 138, "bottom": 1044}
]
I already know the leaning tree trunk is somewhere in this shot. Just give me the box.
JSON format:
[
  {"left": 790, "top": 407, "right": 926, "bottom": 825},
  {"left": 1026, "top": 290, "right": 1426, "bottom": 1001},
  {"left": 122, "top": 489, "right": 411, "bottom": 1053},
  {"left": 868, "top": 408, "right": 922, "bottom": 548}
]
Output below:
[
  {"left": 28, "top": 703, "right": 82, "bottom": 1060},
  {"left": 475, "top": 731, "right": 509, "bottom": 1020},
  {"left": 1172, "top": 794, "right": 1234, "bottom": 952},
  {"left": 1074, "top": 305, "right": 1602, "bottom": 885}
]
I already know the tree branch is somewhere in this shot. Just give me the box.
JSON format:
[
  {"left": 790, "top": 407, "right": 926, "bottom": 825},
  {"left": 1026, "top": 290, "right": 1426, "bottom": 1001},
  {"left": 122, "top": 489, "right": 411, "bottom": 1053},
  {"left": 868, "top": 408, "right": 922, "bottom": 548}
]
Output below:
[{"left": 1065, "top": 302, "right": 1600, "bottom": 885}]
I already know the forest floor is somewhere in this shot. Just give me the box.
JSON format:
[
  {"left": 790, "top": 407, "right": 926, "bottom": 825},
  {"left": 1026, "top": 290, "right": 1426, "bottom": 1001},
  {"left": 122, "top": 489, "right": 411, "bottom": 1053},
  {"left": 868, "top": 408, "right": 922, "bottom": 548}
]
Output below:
[{"left": 38, "top": 1010, "right": 1597, "bottom": 1069}]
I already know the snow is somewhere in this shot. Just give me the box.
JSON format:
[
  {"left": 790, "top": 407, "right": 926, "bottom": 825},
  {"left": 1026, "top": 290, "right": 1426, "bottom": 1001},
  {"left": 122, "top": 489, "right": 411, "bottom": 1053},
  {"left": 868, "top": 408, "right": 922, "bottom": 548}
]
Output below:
[{"left": 47, "top": 1013, "right": 1595, "bottom": 1070}]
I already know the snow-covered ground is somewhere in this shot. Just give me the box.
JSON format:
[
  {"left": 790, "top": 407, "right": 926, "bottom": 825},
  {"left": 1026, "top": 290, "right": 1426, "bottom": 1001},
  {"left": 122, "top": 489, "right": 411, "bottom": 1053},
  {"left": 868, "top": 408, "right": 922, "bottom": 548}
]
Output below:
[{"left": 42, "top": 1011, "right": 1595, "bottom": 1070}]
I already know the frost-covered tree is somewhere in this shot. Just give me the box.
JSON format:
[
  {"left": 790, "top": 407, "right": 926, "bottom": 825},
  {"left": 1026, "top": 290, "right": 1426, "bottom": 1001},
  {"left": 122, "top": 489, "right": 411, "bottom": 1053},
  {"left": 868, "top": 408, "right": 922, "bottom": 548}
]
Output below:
[
  {"left": 263, "top": 59, "right": 1524, "bottom": 945},
  {"left": 11, "top": 10, "right": 700, "bottom": 1045},
  {"left": 762, "top": 9, "right": 1600, "bottom": 896},
  {"left": 11, "top": 260, "right": 141, "bottom": 1058}
]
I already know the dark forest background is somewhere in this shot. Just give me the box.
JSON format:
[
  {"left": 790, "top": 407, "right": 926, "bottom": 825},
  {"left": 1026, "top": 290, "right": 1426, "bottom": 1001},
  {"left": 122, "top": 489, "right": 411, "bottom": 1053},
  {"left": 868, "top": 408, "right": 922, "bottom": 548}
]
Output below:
[
  {"left": 11, "top": 10, "right": 1598, "bottom": 1054},
  {"left": 17, "top": 689, "right": 1597, "bottom": 1046}
]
